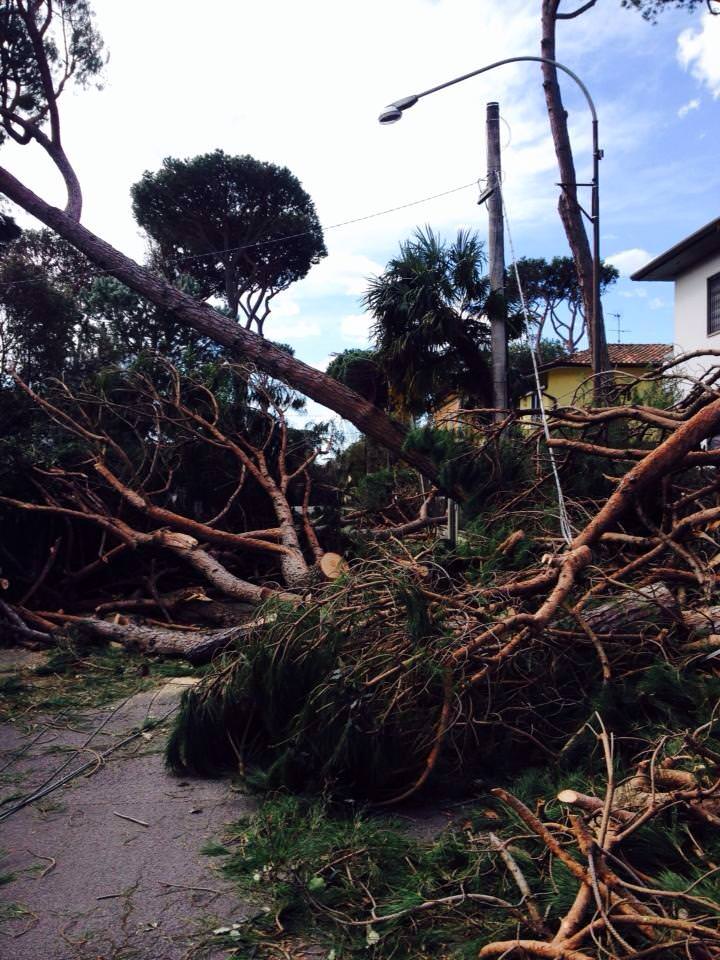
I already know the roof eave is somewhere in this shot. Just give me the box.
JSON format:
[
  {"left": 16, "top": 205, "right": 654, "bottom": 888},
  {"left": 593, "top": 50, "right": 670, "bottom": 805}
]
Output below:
[{"left": 631, "top": 217, "right": 720, "bottom": 282}]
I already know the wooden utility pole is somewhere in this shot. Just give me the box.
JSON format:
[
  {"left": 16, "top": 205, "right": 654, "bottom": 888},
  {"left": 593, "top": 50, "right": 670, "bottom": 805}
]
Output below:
[{"left": 486, "top": 101, "right": 508, "bottom": 421}]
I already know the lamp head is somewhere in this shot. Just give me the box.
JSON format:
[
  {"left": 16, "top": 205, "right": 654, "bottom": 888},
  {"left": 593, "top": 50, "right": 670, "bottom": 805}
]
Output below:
[
  {"left": 379, "top": 106, "right": 403, "bottom": 124},
  {"left": 378, "top": 94, "right": 419, "bottom": 125}
]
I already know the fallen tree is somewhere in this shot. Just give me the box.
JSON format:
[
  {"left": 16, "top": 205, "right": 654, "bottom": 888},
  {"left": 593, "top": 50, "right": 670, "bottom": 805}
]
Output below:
[{"left": 161, "top": 357, "right": 720, "bottom": 792}]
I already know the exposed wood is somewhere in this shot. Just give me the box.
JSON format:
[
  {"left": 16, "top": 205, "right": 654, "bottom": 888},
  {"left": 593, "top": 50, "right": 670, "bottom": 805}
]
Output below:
[
  {"left": 557, "top": 789, "right": 633, "bottom": 823},
  {"left": 318, "top": 552, "right": 348, "bottom": 581},
  {"left": 71, "top": 616, "right": 270, "bottom": 664},
  {"left": 497, "top": 530, "right": 525, "bottom": 556}
]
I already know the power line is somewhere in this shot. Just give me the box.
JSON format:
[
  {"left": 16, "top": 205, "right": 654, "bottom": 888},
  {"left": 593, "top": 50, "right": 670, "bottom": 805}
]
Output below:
[
  {"left": 0, "top": 179, "right": 479, "bottom": 293},
  {"left": 496, "top": 172, "right": 574, "bottom": 546}
]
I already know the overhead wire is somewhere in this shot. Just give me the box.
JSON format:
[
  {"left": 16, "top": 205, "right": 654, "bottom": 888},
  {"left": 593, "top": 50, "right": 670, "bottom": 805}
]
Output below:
[
  {"left": 0, "top": 701, "right": 180, "bottom": 823},
  {"left": 494, "top": 170, "right": 574, "bottom": 546},
  {"left": 0, "top": 179, "right": 479, "bottom": 294}
]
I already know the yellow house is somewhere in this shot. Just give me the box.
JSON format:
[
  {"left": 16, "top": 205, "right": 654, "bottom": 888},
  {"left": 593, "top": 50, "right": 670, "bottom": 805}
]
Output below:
[
  {"left": 519, "top": 342, "right": 672, "bottom": 412},
  {"left": 433, "top": 393, "right": 466, "bottom": 430}
]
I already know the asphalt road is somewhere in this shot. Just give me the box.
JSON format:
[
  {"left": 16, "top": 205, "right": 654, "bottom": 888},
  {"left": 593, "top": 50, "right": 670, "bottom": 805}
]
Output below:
[{"left": 0, "top": 678, "right": 253, "bottom": 960}]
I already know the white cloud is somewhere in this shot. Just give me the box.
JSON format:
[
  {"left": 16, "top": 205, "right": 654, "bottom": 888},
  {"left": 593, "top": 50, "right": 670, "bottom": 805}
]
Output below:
[
  {"left": 678, "top": 12, "right": 720, "bottom": 98},
  {"left": 340, "top": 314, "right": 373, "bottom": 344},
  {"left": 267, "top": 318, "right": 321, "bottom": 340},
  {"left": 2, "top": 0, "right": 703, "bottom": 371},
  {"left": 298, "top": 252, "right": 384, "bottom": 298},
  {"left": 677, "top": 97, "right": 701, "bottom": 118},
  {"left": 271, "top": 296, "right": 300, "bottom": 318},
  {"left": 649, "top": 297, "right": 666, "bottom": 311},
  {"left": 619, "top": 288, "right": 648, "bottom": 299},
  {"left": 286, "top": 397, "right": 341, "bottom": 430},
  {"left": 606, "top": 248, "right": 654, "bottom": 277}
]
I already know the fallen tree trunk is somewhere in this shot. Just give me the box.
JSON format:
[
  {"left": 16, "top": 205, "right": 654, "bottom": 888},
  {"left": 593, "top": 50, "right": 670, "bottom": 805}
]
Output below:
[
  {"left": 0, "top": 601, "right": 54, "bottom": 646},
  {"left": 682, "top": 605, "right": 720, "bottom": 637},
  {"left": 580, "top": 583, "right": 678, "bottom": 635},
  {"left": 0, "top": 167, "right": 449, "bottom": 493},
  {"left": 72, "top": 616, "right": 269, "bottom": 664}
]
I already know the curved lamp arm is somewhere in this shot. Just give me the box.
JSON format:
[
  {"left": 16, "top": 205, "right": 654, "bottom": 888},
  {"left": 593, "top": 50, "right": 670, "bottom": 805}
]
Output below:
[{"left": 379, "top": 55, "right": 597, "bottom": 126}]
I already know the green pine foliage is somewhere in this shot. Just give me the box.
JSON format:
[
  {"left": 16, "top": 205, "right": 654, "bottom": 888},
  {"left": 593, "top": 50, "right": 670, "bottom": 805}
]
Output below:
[
  {"left": 350, "top": 468, "right": 415, "bottom": 514},
  {"left": 206, "top": 725, "right": 720, "bottom": 959},
  {"left": 167, "top": 549, "right": 720, "bottom": 806},
  {"left": 404, "top": 425, "right": 531, "bottom": 515},
  {"left": 166, "top": 582, "right": 458, "bottom": 800}
]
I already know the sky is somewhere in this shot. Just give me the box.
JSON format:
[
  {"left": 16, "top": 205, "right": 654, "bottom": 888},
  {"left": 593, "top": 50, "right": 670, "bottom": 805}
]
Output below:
[{"left": 4, "top": 0, "right": 720, "bottom": 426}]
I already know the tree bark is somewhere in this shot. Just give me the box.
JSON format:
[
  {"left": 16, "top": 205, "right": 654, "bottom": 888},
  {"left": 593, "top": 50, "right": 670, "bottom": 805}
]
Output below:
[
  {"left": 150, "top": 530, "right": 299, "bottom": 605},
  {"left": 72, "top": 616, "right": 267, "bottom": 664},
  {"left": 573, "top": 395, "right": 720, "bottom": 550},
  {"left": 580, "top": 583, "right": 677, "bottom": 634},
  {"left": 0, "top": 166, "right": 449, "bottom": 492},
  {"left": 540, "top": 0, "right": 610, "bottom": 395},
  {"left": 93, "top": 461, "right": 293, "bottom": 559}
]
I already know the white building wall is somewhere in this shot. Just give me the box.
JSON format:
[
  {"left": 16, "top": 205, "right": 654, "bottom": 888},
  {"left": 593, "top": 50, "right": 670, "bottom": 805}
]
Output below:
[{"left": 674, "top": 250, "right": 720, "bottom": 379}]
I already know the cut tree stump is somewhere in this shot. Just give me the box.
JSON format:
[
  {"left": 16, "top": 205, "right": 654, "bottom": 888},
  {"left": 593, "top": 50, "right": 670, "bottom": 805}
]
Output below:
[{"left": 319, "top": 552, "right": 348, "bottom": 581}]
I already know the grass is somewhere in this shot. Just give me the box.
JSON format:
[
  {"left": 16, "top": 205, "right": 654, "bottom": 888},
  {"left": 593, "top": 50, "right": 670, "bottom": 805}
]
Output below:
[
  {"left": 204, "top": 749, "right": 720, "bottom": 960},
  {"left": 0, "top": 898, "right": 34, "bottom": 930},
  {"left": 206, "top": 792, "right": 517, "bottom": 959},
  {"left": 193, "top": 653, "right": 720, "bottom": 958}
]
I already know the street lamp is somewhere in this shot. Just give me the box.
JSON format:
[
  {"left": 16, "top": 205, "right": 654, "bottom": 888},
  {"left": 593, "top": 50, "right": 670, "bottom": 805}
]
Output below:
[{"left": 378, "top": 56, "right": 605, "bottom": 385}]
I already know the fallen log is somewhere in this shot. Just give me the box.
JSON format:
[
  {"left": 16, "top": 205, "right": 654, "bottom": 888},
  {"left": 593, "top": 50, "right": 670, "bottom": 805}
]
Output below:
[
  {"left": 0, "top": 601, "right": 54, "bottom": 646},
  {"left": 580, "top": 583, "right": 678, "bottom": 635},
  {"left": 682, "top": 604, "right": 720, "bottom": 636},
  {"left": 71, "top": 615, "right": 269, "bottom": 664}
]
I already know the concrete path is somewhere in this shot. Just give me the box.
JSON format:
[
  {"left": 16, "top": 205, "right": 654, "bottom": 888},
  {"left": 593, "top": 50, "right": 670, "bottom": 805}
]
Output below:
[{"left": 0, "top": 679, "right": 254, "bottom": 960}]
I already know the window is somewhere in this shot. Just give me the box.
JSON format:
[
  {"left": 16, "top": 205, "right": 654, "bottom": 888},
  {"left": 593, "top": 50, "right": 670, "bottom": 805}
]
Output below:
[{"left": 709, "top": 272, "right": 720, "bottom": 336}]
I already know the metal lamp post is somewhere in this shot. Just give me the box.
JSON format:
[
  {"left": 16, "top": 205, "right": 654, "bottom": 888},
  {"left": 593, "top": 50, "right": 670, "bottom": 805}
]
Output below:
[{"left": 378, "top": 55, "right": 604, "bottom": 387}]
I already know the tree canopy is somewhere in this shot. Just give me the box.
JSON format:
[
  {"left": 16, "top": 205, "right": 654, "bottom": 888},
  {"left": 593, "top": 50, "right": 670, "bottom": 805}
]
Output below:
[
  {"left": 131, "top": 150, "right": 327, "bottom": 336},
  {"left": 326, "top": 349, "right": 389, "bottom": 410},
  {"left": 619, "top": 0, "right": 714, "bottom": 20},
  {"left": 0, "top": 227, "right": 216, "bottom": 380},
  {"left": 508, "top": 256, "right": 619, "bottom": 353},
  {"left": 0, "top": 0, "right": 104, "bottom": 146}
]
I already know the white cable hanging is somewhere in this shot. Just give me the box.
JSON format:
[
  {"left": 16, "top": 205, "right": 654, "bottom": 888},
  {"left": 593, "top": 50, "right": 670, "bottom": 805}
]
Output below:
[{"left": 494, "top": 172, "right": 574, "bottom": 546}]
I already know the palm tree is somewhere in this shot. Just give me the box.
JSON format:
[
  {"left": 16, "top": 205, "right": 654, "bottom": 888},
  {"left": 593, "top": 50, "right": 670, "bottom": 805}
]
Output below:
[{"left": 363, "top": 227, "right": 496, "bottom": 416}]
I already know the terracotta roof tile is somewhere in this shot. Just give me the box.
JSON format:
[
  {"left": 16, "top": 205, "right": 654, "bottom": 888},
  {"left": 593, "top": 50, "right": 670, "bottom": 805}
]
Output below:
[{"left": 540, "top": 343, "right": 672, "bottom": 370}]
